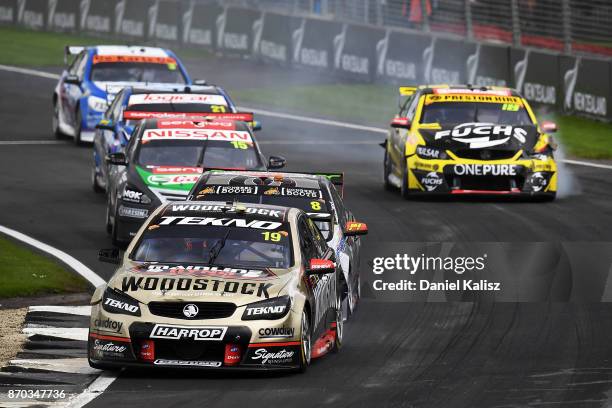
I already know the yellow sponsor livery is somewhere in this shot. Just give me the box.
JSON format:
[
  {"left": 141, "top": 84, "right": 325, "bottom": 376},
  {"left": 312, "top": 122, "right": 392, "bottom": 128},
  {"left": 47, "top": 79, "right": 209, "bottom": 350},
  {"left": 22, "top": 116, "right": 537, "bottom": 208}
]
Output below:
[{"left": 383, "top": 85, "right": 558, "bottom": 200}]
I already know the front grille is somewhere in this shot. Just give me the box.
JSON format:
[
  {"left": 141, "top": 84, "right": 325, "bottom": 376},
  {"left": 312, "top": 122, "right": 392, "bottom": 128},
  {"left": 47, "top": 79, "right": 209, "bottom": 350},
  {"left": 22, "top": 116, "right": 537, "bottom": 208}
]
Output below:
[
  {"left": 455, "top": 176, "right": 525, "bottom": 191},
  {"left": 154, "top": 339, "right": 226, "bottom": 361},
  {"left": 148, "top": 302, "right": 237, "bottom": 320},
  {"left": 453, "top": 149, "right": 518, "bottom": 160}
]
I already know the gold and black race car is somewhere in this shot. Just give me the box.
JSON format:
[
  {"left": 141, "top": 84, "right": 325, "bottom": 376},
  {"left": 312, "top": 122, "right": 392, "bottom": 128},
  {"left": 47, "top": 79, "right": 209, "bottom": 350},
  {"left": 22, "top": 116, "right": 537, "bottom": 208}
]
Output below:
[
  {"left": 90, "top": 201, "right": 367, "bottom": 372},
  {"left": 382, "top": 85, "right": 558, "bottom": 200}
]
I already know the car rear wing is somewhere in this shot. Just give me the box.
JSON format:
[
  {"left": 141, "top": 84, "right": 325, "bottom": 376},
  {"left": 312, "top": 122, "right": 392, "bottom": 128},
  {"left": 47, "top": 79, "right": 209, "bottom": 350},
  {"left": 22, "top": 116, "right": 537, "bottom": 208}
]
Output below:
[
  {"left": 398, "top": 86, "right": 417, "bottom": 109},
  {"left": 201, "top": 169, "right": 345, "bottom": 197},
  {"left": 122, "top": 112, "right": 255, "bottom": 126},
  {"left": 64, "top": 45, "right": 87, "bottom": 65}
]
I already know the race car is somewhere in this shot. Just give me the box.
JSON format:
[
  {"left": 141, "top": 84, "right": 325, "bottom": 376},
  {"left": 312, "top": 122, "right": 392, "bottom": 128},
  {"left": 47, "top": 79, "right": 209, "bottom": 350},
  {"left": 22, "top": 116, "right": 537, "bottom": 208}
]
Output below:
[
  {"left": 53, "top": 45, "right": 201, "bottom": 144},
  {"left": 187, "top": 171, "right": 367, "bottom": 318},
  {"left": 105, "top": 118, "right": 286, "bottom": 246},
  {"left": 383, "top": 85, "right": 558, "bottom": 200},
  {"left": 90, "top": 201, "right": 366, "bottom": 371},
  {"left": 91, "top": 85, "right": 256, "bottom": 193}
]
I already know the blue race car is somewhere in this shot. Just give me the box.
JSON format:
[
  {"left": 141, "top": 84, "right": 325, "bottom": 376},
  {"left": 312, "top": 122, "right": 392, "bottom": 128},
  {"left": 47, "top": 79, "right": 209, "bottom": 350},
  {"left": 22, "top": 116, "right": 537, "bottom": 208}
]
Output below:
[
  {"left": 52, "top": 45, "right": 202, "bottom": 144},
  {"left": 91, "top": 85, "right": 257, "bottom": 193}
]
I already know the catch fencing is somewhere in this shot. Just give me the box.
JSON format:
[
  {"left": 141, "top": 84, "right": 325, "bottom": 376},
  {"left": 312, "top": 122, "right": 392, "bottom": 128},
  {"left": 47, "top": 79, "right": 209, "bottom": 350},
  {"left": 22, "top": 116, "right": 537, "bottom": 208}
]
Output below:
[{"left": 0, "top": 0, "right": 610, "bottom": 121}]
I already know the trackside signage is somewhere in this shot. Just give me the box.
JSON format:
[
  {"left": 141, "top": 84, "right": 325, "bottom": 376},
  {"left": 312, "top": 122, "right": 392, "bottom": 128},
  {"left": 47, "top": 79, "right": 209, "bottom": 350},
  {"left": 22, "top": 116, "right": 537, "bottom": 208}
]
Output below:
[
  {"left": 79, "top": 0, "right": 115, "bottom": 33},
  {"left": 18, "top": 0, "right": 47, "bottom": 30},
  {"left": 217, "top": 7, "right": 262, "bottom": 56},
  {"left": 150, "top": 0, "right": 179, "bottom": 42},
  {"left": 428, "top": 38, "right": 477, "bottom": 85},
  {"left": 182, "top": 2, "right": 221, "bottom": 48},
  {"left": 47, "top": 0, "right": 78, "bottom": 32},
  {"left": 255, "top": 12, "right": 297, "bottom": 65},
  {"left": 511, "top": 49, "right": 560, "bottom": 108},
  {"left": 561, "top": 56, "right": 610, "bottom": 120},
  {"left": 376, "top": 29, "right": 432, "bottom": 83},
  {"left": 0, "top": 0, "right": 16, "bottom": 24},
  {"left": 292, "top": 17, "right": 343, "bottom": 70},
  {"left": 334, "top": 23, "right": 385, "bottom": 81}
]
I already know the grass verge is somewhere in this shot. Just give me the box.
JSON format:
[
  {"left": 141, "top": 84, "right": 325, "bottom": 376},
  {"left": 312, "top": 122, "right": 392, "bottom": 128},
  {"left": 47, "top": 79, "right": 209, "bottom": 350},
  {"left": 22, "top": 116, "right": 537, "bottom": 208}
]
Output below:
[
  {"left": 0, "top": 237, "right": 88, "bottom": 298},
  {"left": 0, "top": 26, "right": 209, "bottom": 66}
]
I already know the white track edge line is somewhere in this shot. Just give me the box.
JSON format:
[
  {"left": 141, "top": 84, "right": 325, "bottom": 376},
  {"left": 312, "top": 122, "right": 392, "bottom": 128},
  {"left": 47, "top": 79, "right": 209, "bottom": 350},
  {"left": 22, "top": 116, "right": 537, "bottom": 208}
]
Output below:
[
  {"left": 0, "top": 225, "right": 115, "bottom": 408},
  {"left": 0, "top": 63, "right": 610, "bottom": 171},
  {"left": 0, "top": 225, "right": 105, "bottom": 287}
]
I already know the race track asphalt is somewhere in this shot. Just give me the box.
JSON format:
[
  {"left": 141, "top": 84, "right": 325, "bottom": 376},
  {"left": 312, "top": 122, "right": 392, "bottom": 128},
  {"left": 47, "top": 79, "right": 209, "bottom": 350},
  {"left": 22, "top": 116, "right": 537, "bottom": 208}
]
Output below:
[{"left": 1, "top": 58, "right": 612, "bottom": 407}]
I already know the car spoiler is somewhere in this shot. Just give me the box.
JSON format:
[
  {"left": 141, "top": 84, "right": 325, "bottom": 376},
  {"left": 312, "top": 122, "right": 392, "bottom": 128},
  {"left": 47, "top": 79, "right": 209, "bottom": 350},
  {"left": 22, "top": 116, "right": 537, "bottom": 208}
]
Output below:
[
  {"left": 123, "top": 111, "right": 254, "bottom": 123},
  {"left": 201, "top": 169, "right": 345, "bottom": 197},
  {"left": 64, "top": 45, "right": 87, "bottom": 65}
]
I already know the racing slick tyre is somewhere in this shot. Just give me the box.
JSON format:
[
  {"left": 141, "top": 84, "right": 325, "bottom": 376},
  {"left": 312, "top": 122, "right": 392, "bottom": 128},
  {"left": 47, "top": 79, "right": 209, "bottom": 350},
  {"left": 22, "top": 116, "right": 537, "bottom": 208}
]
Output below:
[
  {"left": 91, "top": 165, "right": 104, "bottom": 193},
  {"left": 74, "top": 108, "right": 83, "bottom": 146},
  {"left": 52, "top": 98, "right": 64, "bottom": 138},
  {"left": 297, "top": 310, "right": 312, "bottom": 373},
  {"left": 383, "top": 150, "right": 394, "bottom": 191},
  {"left": 332, "top": 291, "right": 344, "bottom": 353},
  {"left": 105, "top": 194, "right": 113, "bottom": 234},
  {"left": 347, "top": 271, "right": 360, "bottom": 319},
  {"left": 400, "top": 164, "right": 411, "bottom": 199}
]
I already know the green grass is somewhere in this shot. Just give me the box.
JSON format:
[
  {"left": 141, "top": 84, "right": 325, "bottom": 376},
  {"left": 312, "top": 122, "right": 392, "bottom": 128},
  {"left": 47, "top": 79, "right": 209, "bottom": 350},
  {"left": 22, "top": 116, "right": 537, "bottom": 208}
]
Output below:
[
  {"left": 0, "top": 26, "right": 210, "bottom": 66},
  {"left": 233, "top": 84, "right": 612, "bottom": 159},
  {"left": 0, "top": 237, "right": 88, "bottom": 298}
]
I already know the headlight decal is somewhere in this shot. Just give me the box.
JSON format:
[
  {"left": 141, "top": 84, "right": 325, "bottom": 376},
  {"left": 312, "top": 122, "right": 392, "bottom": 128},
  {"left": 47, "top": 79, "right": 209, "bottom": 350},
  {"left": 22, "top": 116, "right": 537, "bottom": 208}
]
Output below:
[
  {"left": 102, "top": 287, "right": 141, "bottom": 316},
  {"left": 242, "top": 296, "right": 291, "bottom": 320}
]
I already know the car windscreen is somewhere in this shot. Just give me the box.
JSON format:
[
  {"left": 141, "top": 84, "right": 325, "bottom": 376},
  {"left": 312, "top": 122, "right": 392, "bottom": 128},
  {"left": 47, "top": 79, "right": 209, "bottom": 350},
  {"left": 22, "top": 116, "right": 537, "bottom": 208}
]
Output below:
[
  {"left": 193, "top": 188, "right": 333, "bottom": 239},
  {"left": 90, "top": 62, "right": 186, "bottom": 83},
  {"left": 420, "top": 102, "right": 532, "bottom": 125},
  {"left": 135, "top": 140, "right": 262, "bottom": 168},
  {"left": 127, "top": 102, "right": 228, "bottom": 113},
  {"left": 131, "top": 221, "right": 293, "bottom": 269}
]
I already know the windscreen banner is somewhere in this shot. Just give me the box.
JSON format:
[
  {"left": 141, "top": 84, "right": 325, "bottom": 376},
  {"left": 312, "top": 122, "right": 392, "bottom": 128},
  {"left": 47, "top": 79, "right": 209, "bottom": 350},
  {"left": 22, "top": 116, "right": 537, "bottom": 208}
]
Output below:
[
  {"left": 511, "top": 48, "right": 561, "bottom": 109},
  {"left": 561, "top": 56, "right": 610, "bottom": 121},
  {"left": 333, "top": 23, "right": 385, "bottom": 82},
  {"left": 375, "top": 29, "right": 433, "bottom": 84}
]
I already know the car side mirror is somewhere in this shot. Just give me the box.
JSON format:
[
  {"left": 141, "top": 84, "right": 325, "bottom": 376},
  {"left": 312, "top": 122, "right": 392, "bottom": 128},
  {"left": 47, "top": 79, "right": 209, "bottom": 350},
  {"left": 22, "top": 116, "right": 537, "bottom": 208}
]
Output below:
[
  {"left": 193, "top": 79, "right": 207, "bottom": 85},
  {"left": 98, "top": 248, "right": 120, "bottom": 264},
  {"left": 268, "top": 155, "right": 286, "bottom": 169},
  {"left": 391, "top": 116, "right": 411, "bottom": 129},
  {"left": 252, "top": 120, "right": 262, "bottom": 131},
  {"left": 105, "top": 152, "right": 127, "bottom": 166},
  {"left": 306, "top": 258, "right": 335, "bottom": 275},
  {"left": 344, "top": 221, "right": 368, "bottom": 236},
  {"left": 95, "top": 120, "right": 115, "bottom": 132},
  {"left": 64, "top": 74, "right": 80, "bottom": 85},
  {"left": 541, "top": 120, "right": 557, "bottom": 133}
]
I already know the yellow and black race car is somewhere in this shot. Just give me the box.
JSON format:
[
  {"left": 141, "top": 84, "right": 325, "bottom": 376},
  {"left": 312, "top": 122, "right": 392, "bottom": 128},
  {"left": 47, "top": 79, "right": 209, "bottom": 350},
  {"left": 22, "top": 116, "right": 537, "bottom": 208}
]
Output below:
[{"left": 382, "top": 85, "right": 558, "bottom": 200}]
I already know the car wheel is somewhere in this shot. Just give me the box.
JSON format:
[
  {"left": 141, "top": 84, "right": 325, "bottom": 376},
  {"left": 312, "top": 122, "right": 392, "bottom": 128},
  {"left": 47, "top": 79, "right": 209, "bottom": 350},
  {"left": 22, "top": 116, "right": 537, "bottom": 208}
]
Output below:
[
  {"left": 332, "top": 290, "right": 344, "bottom": 353},
  {"left": 91, "top": 164, "right": 104, "bottom": 193},
  {"left": 400, "top": 162, "right": 411, "bottom": 199},
  {"left": 383, "top": 148, "right": 394, "bottom": 191},
  {"left": 52, "top": 98, "right": 63, "bottom": 138},
  {"left": 74, "top": 108, "right": 83, "bottom": 146},
  {"left": 347, "top": 271, "right": 360, "bottom": 318},
  {"left": 297, "top": 310, "right": 311, "bottom": 372}
]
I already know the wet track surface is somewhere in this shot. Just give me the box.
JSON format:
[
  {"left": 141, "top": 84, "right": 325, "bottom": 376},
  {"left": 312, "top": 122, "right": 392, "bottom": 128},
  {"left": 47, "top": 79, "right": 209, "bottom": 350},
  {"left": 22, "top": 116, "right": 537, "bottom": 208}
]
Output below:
[{"left": 2, "top": 59, "right": 612, "bottom": 407}]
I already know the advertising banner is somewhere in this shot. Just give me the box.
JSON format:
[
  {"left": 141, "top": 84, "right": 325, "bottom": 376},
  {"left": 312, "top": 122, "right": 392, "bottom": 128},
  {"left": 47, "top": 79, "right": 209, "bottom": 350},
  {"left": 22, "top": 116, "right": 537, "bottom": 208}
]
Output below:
[
  {"left": 0, "top": 0, "right": 17, "bottom": 25},
  {"left": 216, "top": 7, "right": 262, "bottom": 56},
  {"left": 181, "top": 2, "right": 221, "bottom": 49},
  {"left": 561, "top": 56, "right": 610, "bottom": 121},
  {"left": 333, "top": 23, "right": 385, "bottom": 81},
  {"left": 466, "top": 43, "right": 511, "bottom": 87},
  {"left": 47, "top": 0, "right": 79, "bottom": 32},
  {"left": 376, "top": 28, "right": 433, "bottom": 84},
  {"left": 79, "top": 0, "right": 116, "bottom": 35},
  {"left": 115, "top": 0, "right": 153, "bottom": 38},
  {"left": 254, "top": 11, "right": 297, "bottom": 66},
  {"left": 427, "top": 37, "right": 477, "bottom": 85},
  {"left": 17, "top": 0, "right": 47, "bottom": 30},
  {"left": 150, "top": 0, "right": 180, "bottom": 43},
  {"left": 292, "top": 17, "right": 343, "bottom": 71},
  {"left": 511, "top": 48, "right": 561, "bottom": 108}
]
